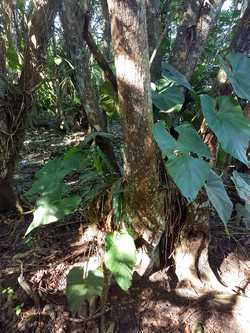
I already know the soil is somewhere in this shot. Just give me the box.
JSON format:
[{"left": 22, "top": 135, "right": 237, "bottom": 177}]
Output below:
[{"left": 0, "top": 128, "right": 250, "bottom": 333}]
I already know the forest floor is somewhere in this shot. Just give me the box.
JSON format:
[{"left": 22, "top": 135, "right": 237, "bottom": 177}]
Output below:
[{"left": 0, "top": 128, "right": 250, "bottom": 333}]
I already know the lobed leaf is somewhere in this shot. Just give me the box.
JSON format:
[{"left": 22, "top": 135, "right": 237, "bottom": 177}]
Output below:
[
  {"left": 200, "top": 95, "right": 250, "bottom": 167},
  {"left": 205, "top": 170, "right": 233, "bottom": 226},
  {"left": 152, "top": 85, "right": 184, "bottom": 113},
  {"left": 222, "top": 53, "right": 250, "bottom": 100},
  {"left": 104, "top": 229, "right": 136, "bottom": 291},
  {"left": 161, "top": 62, "right": 194, "bottom": 91},
  {"left": 66, "top": 268, "right": 103, "bottom": 313},
  {"left": 166, "top": 155, "right": 210, "bottom": 202},
  {"left": 25, "top": 195, "right": 81, "bottom": 235}
]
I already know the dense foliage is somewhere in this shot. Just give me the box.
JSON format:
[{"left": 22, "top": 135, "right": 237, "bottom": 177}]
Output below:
[{"left": 0, "top": 0, "right": 250, "bottom": 321}]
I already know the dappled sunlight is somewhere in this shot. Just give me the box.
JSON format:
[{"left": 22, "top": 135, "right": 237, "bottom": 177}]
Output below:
[
  {"left": 109, "top": 273, "right": 250, "bottom": 332},
  {"left": 1, "top": 0, "right": 250, "bottom": 331}
]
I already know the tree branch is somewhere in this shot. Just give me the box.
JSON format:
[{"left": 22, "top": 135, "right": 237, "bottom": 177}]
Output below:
[{"left": 83, "top": 13, "right": 118, "bottom": 93}]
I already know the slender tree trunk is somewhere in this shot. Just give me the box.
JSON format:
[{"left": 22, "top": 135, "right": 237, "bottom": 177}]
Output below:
[
  {"left": 0, "top": 0, "right": 58, "bottom": 212},
  {"left": 60, "top": 0, "right": 119, "bottom": 174},
  {"left": 170, "top": 0, "right": 225, "bottom": 80},
  {"left": 107, "top": 0, "right": 164, "bottom": 245},
  {"left": 230, "top": 2, "right": 250, "bottom": 54},
  {"left": 0, "top": 22, "right": 6, "bottom": 75},
  {"left": 60, "top": 0, "right": 107, "bottom": 133},
  {"left": 145, "top": 0, "right": 162, "bottom": 82},
  {"left": 19, "top": 0, "right": 58, "bottom": 91},
  {"left": 100, "top": 0, "right": 112, "bottom": 60}
]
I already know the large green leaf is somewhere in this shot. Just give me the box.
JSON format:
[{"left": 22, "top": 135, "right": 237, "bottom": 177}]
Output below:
[
  {"left": 153, "top": 77, "right": 172, "bottom": 91},
  {"left": 161, "top": 62, "right": 194, "bottom": 91},
  {"left": 63, "top": 148, "right": 88, "bottom": 171},
  {"left": 222, "top": 53, "right": 250, "bottom": 100},
  {"left": 152, "top": 122, "right": 178, "bottom": 158},
  {"left": 152, "top": 85, "right": 184, "bottom": 112},
  {"left": 231, "top": 171, "right": 250, "bottom": 204},
  {"left": 232, "top": 172, "right": 250, "bottom": 228},
  {"left": 200, "top": 95, "right": 250, "bottom": 167},
  {"left": 66, "top": 268, "right": 103, "bottom": 312},
  {"left": 25, "top": 195, "right": 81, "bottom": 235},
  {"left": 205, "top": 170, "right": 233, "bottom": 226},
  {"left": 25, "top": 147, "right": 90, "bottom": 202},
  {"left": 152, "top": 122, "right": 210, "bottom": 159},
  {"left": 166, "top": 155, "right": 210, "bottom": 202},
  {"left": 176, "top": 123, "right": 211, "bottom": 158},
  {"left": 24, "top": 160, "right": 70, "bottom": 203},
  {"left": 104, "top": 229, "right": 136, "bottom": 291}
]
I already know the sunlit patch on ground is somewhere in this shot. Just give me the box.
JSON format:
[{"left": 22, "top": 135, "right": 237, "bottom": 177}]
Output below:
[{"left": 1, "top": 128, "right": 250, "bottom": 332}]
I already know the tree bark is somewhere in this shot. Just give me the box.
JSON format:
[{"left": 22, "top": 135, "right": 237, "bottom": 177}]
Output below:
[
  {"left": 19, "top": 0, "right": 58, "bottom": 91},
  {"left": 230, "top": 2, "right": 250, "bottom": 54},
  {"left": 107, "top": 0, "right": 164, "bottom": 245},
  {"left": 169, "top": 0, "right": 225, "bottom": 80},
  {"left": 60, "top": 0, "right": 120, "bottom": 174},
  {"left": 82, "top": 22, "right": 118, "bottom": 93},
  {"left": 0, "top": 0, "right": 58, "bottom": 212},
  {"left": 0, "top": 25, "right": 6, "bottom": 75},
  {"left": 174, "top": 1, "right": 250, "bottom": 292},
  {"left": 60, "top": 0, "right": 107, "bottom": 132},
  {"left": 100, "top": 0, "right": 112, "bottom": 59},
  {"left": 145, "top": 0, "right": 162, "bottom": 82}
]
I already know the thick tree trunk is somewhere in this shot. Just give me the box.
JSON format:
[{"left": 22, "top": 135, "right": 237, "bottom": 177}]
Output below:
[
  {"left": 174, "top": 2, "right": 250, "bottom": 292},
  {"left": 170, "top": 0, "right": 225, "bottom": 80},
  {"left": 107, "top": 0, "right": 164, "bottom": 245},
  {"left": 0, "top": 0, "right": 58, "bottom": 212}
]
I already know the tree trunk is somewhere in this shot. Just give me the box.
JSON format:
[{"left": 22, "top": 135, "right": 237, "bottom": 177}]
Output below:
[
  {"left": 0, "top": 28, "right": 6, "bottom": 75},
  {"left": 174, "top": 1, "right": 250, "bottom": 292},
  {"left": 19, "top": 0, "right": 58, "bottom": 91},
  {"left": 169, "top": 0, "right": 225, "bottom": 80},
  {"left": 100, "top": 0, "right": 112, "bottom": 59},
  {"left": 145, "top": 0, "right": 162, "bottom": 82},
  {"left": 230, "top": 2, "right": 250, "bottom": 55},
  {"left": 0, "top": 0, "right": 58, "bottom": 212},
  {"left": 107, "top": 0, "right": 164, "bottom": 246},
  {"left": 60, "top": 0, "right": 120, "bottom": 174},
  {"left": 60, "top": 0, "right": 107, "bottom": 133}
]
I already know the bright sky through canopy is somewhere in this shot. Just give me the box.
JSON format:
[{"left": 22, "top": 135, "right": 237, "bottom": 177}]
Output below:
[{"left": 222, "top": 0, "right": 232, "bottom": 10}]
